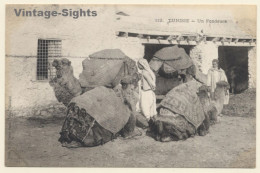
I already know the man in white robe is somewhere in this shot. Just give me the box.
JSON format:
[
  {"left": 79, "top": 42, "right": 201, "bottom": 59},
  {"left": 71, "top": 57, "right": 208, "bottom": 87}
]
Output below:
[
  {"left": 207, "top": 59, "right": 229, "bottom": 105},
  {"left": 137, "top": 59, "right": 157, "bottom": 120}
]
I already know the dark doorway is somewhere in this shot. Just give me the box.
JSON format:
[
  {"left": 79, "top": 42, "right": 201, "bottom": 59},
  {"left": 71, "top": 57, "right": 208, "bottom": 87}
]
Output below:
[
  {"left": 218, "top": 46, "right": 249, "bottom": 94},
  {"left": 143, "top": 44, "right": 194, "bottom": 96}
]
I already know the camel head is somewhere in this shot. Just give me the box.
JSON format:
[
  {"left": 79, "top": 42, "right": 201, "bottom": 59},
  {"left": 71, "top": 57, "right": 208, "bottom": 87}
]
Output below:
[
  {"left": 178, "top": 64, "right": 196, "bottom": 82},
  {"left": 52, "top": 59, "right": 62, "bottom": 70},
  {"left": 50, "top": 58, "right": 82, "bottom": 106},
  {"left": 125, "top": 59, "right": 141, "bottom": 88},
  {"left": 197, "top": 85, "right": 210, "bottom": 100},
  {"left": 52, "top": 58, "right": 73, "bottom": 79},
  {"left": 215, "top": 81, "right": 230, "bottom": 100},
  {"left": 118, "top": 75, "right": 140, "bottom": 112},
  {"left": 197, "top": 85, "right": 211, "bottom": 112}
]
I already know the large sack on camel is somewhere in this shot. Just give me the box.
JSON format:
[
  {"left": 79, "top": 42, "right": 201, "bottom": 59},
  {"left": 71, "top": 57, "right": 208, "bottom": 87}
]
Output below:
[
  {"left": 149, "top": 45, "right": 193, "bottom": 73},
  {"left": 70, "top": 86, "right": 131, "bottom": 134},
  {"left": 58, "top": 103, "right": 115, "bottom": 147},
  {"left": 79, "top": 49, "right": 138, "bottom": 89},
  {"left": 159, "top": 80, "right": 205, "bottom": 128},
  {"left": 148, "top": 46, "right": 194, "bottom": 94},
  {"left": 58, "top": 85, "right": 137, "bottom": 147}
]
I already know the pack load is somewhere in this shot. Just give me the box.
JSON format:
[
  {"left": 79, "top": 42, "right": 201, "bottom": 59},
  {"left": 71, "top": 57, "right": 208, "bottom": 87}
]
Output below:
[
  {"left": 79, "top": 49, "right": 138, "bottom": 89},
  {"left": 58, "top": 86, "right": 134, "bottom": 147},
  {"left": 149, "top": 80, "right": 209, "bottom": 142}
]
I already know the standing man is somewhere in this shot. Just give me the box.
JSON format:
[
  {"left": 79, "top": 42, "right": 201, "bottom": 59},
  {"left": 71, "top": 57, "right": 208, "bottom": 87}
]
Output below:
[
  {"left": 207, "top": 59, "right": 229, "bottom": 104},
  {"left": 137, "top": 59, "right": 157, "bottom": 121}
]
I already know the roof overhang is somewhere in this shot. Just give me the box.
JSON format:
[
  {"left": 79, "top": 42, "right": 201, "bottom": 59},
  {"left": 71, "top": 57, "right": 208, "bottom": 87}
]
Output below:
[{"left": 116, "top": 31, "right": 256, "bottom": 46}]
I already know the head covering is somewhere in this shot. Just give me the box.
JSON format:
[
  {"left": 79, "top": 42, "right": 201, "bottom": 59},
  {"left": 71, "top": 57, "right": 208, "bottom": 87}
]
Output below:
[{"left": 138, "top": 59, "right": 156, "bottom": 87}]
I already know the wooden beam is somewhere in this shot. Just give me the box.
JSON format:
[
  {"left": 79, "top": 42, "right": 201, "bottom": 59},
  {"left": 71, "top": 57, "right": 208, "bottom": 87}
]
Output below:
[
  {"left": 188, "top": 36, "right": 196, "bottom": 41},
  {"left": 137, "top": 34, "right": 144, "bottom": 39},
  {"left": 212, "top": 37, "right": 220, "bottom": 43},
  {"left": 234, "top": 38, "right": 239, "bottom": 44},
  {"left": 203, "top": 36, "right": 207, "bottom": 43},
  {"left": 186, "top": 36, "right": 191, "bottom": 44},
  {"left": 227, "top": 38, "right": 232, "bottom": 43},
  {"left": 195, "top": 35, "right": 203, "bottom": 43},
  {"left": 176, "top": 35, "right": 184, "bottom": 44},
  {"left": 156, "top": 36, "right": 164, "bottom": 40},
  {"left": 176, "top": 35, "right": 183, "bottom": 41},
  {"left": 248, "top": 39, "right": 254, "bottom": 45},
  {"left": 147, "top": 35, "right": 150, "bottom": 42},
  {"left": 167, "top": 35, "right": 175, "bottom": 41},
  {"left": 116, "top": 31, "right": 257, "bottom": 46},
  {"left": 215, "top": 41, "right": 256, "bottom": 47},
  {"left": 123, "top": 32, "right": 128, "bottom": 38},
  {"left": 220, "top": 37, "right": 227, "bottom": 44},
  {"left": 139, "top": 38, "right": 197, "bottom": 45},
  {"left": 168, "top": 40, "right": 173, "bottom": 44}
]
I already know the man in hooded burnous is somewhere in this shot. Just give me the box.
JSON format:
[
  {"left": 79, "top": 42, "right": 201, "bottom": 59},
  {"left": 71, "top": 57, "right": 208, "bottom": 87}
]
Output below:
[
  {"left": 137, "top": 59, "right": 157, "bottom": 121},
  {"left": 207, "top": 59, "right": 229, "bottom": 105}
]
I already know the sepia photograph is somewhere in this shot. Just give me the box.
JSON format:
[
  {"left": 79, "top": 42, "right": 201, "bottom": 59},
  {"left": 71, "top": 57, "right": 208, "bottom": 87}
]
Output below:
[{"left": 4, "top": 3, "right": 257, "bottom": 168}]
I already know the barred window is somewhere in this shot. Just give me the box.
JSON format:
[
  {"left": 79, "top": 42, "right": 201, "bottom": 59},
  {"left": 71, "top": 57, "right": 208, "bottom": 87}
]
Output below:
[{"left": 36, "top": 39, "right": 62, "bottom": 80}]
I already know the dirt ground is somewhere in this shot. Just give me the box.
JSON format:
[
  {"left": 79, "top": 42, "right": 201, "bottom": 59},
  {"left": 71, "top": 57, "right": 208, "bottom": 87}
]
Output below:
[
  {"left": 5, "top": 90, "right": 256, "bottom": 168},
  {"left": 5, "top": 116, "right": 255, "bottom": 167}
]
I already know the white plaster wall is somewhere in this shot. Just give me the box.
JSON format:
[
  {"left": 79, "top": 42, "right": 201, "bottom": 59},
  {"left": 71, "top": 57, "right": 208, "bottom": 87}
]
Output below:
[
  {"left": 6, "top": 57, "right": 58, "bottom": 112},
  {"left": 190, "top": 45, "right": 203, "bottom": 71},
  {"left": 190, "top": 42, "right": 219, "bottom": 74},
  {"left": 198, "top": 42, "right": 219, "bottom": 74},
  {"left": 248, "top": 47, "right": 256, "bottom": 88},
  {"left": 65, "top": 57, "right": 85, "bottom": 79},
  {"left": 115, "top": 37, "right": 145, "bottom": 60},
  {"left": 5, "top": 56, "right": 102, "bottom": 111}
]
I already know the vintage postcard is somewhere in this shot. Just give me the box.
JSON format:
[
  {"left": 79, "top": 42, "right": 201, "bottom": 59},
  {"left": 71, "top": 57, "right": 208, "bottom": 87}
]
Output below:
[{"left": 4, "top": 3, "right": 257, "bottom": 168}]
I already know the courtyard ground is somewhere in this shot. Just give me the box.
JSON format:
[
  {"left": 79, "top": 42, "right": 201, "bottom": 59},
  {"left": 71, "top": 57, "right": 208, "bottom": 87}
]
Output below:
[{"left": 5, "top": 89, "right": 256, "bottom": 168}]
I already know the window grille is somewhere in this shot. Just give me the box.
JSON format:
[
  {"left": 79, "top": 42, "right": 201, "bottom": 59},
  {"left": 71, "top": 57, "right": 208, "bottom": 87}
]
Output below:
[{"left": 36, "top": 39, "right": 62, "bottom": 80}]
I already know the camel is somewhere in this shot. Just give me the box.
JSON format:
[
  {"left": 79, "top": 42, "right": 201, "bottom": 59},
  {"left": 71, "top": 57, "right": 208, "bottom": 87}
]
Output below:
[
  {"left": 49, "top": 55, "right": 141, "bottom": 147},
  {"left": 148, "top": 80, "right": 230, "bottom": 142},
  {"left": 58, "top": 75, "right": 140, "bottom": 147},
  {"left": 49, "top": 56, "right": 140, "bottom": 107},
  {"left": 49, "top": 58, "right": 82, "bottom": 106},
  {"left": 207, "top": 81, "right": 230, "bottom": 124}
]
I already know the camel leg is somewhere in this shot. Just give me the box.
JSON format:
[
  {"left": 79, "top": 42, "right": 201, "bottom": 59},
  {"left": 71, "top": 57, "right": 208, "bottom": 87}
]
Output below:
[
  {"left": 209, "top": 107, "right": 218, "bottom": 125},
  {"left": 119, "top": 112, "right": 137, "bottom": 138}
]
